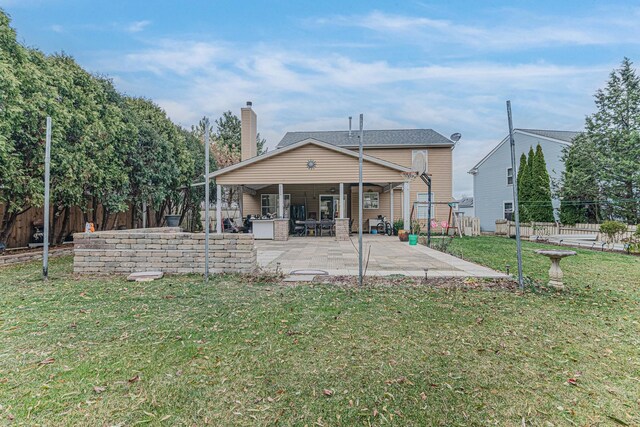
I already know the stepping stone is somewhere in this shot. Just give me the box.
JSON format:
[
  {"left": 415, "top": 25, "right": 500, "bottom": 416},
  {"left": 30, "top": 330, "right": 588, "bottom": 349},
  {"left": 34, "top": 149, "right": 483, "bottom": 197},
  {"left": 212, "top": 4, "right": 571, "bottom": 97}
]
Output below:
[
  {"left": 283, "top": 275, "right": 316, "bottom": 282},
  {"left": 127, "top": 271, "right": 164, "bottom": 282}
]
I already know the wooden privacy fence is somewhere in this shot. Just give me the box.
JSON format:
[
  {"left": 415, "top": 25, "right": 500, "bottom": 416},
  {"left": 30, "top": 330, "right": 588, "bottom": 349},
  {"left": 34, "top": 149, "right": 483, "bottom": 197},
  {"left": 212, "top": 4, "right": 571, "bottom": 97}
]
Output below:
[
  {"left": 0, "top": 204, "right": 139, "bottom": 249},
  {"left": 495, "top": 220, "right": 637, "bottom": 243}
]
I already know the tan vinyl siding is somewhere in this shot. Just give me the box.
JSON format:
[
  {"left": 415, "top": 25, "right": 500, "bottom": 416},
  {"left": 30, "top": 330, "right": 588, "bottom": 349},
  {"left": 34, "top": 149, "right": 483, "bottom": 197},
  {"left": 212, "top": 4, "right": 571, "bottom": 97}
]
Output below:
[
  {"left": 231, "top": 144, "right": 453, "bottom": 230},
  {"left": 349, "top": 186, "right": 403, "bottom": 232},
  {"left": 364, "top": 147, "right": 453, "bottom": 221},
  {"left": 216, "top": 144, "right": 404, "bottom": 185}
]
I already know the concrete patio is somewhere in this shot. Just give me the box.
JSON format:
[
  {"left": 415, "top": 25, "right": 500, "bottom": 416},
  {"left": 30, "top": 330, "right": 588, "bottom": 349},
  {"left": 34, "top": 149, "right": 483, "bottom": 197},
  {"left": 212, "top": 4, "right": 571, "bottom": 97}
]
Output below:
[{"left": 256, "top": 235, "right": 508, "bottom": 278}]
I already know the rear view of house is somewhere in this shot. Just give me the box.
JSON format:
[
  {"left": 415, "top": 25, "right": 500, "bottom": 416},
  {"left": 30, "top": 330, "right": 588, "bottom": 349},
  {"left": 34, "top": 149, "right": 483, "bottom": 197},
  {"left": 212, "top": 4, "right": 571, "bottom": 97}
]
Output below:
[
  {"left": 208, "top": 102, "right": 456, "bottom": 240},
  {"left": 468, "top": 129, "right": 580, "bottom": 232}
]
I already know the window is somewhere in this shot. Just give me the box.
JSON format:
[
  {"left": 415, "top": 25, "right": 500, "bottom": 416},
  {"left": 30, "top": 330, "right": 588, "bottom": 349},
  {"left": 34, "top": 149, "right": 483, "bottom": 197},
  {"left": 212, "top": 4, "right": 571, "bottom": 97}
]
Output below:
[
  {"left": 363, "top": 192, "right": 379, "bottom": 209},
  {"left": 261, "top": 194, "right": 291, "bottom": 217},
  {"left": 506, "top": 167, "right": 513, "bottom": 185},
  {"left": 504, "top": 202, "right": 514, "bottom": 220},
  {"left": 417, "top": 193, "right": 435, "bottom": 219}
]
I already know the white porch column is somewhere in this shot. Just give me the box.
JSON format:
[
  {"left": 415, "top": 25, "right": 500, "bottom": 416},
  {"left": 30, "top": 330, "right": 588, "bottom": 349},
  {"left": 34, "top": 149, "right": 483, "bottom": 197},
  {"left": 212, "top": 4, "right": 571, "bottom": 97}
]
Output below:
[
  {"left": 339, "top": 183, "right": 345, "bottom": 219},
  {"left": 403, "top": 181, "right": 410, "bottom": 231},
  {"left": 216, "top": 184, "right": 222, "bottom": 234},
  {"left": 278, "top": 184, "right": 284, "bottom": 218},
  {"left": 390, "top": 185, "right": 394, "bottom": 225}
]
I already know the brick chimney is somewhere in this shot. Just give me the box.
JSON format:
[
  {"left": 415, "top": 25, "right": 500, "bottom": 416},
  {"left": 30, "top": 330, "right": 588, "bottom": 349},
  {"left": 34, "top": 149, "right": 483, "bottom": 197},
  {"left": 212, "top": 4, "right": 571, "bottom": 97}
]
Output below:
[{"left": 241, "top": 101, "right": 257, "bottom": 161}]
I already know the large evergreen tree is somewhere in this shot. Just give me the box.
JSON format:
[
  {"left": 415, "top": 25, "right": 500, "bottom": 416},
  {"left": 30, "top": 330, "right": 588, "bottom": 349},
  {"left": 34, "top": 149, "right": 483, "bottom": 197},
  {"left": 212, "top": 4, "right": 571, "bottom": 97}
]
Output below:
[
  {"left": 0, "top": 9, "right": 211, "bottom": 244},
  {"left": 517, "top": 153, "right": 530, "bottom": 222},
  {"left": 560, "top": 57, "right": 640, "bottom": 223},
  {"left": 529, "top": 144, "right": 555, "bottom": 222}
]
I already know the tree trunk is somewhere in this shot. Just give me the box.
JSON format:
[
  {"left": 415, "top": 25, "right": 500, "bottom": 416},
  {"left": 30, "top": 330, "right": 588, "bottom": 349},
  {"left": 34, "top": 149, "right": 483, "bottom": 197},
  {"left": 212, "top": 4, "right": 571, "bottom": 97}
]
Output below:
[
  {"left": 101, "top": 205, "right": 109, "bottom": 231},
  {"left": 57, "top": 207, "right": 70, "bottom": 244},
  {"left": 91, "top": 196, "right": 98, "bottom": 225},
  {"left": 0, "top": 209, "right": 18, "bottom": 247}
]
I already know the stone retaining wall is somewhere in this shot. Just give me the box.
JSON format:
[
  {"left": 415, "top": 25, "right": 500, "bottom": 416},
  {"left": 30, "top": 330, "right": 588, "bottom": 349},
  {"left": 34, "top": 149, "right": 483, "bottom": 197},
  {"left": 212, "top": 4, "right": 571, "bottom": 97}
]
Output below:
[
  {"left": 73, "top": 227, "right": 257, "bottom": 275},
  {"left": 0, "top": 247, "right": 73, "bottom": 267}
]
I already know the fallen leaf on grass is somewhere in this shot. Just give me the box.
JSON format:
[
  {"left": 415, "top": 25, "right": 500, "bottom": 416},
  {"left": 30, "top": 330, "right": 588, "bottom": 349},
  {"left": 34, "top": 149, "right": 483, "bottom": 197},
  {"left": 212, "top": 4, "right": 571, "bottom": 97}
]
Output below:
[
  {"left": 323, "top": 389, "right": 333, "bottom": 396},
  {"left": 93, "top": 386, "right": 106, "bottom": 394},
  {"left": 420, "top": 392, "right": 427, "bottom": 400},
  {"left": 39, "top": 357, "right": 55, "bottom": 365},
  {"left": 567, "top": 378, "right": 578, "bottom": 386},
  {"left": 373, "top": 408, "right": 379, "bottom": 417},
  {"left": 164, "top": 295, "right": 176, "bottom": 299},
  {"left": 128, "top": 374, "right": 140, "bottom": 383}
]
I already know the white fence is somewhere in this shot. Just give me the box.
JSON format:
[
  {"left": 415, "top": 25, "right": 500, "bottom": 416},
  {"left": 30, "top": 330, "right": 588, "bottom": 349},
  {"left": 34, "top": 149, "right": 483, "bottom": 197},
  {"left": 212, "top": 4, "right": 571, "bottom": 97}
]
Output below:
[{"left": 495, "top": 220, "right": 637, "bottom": 243}]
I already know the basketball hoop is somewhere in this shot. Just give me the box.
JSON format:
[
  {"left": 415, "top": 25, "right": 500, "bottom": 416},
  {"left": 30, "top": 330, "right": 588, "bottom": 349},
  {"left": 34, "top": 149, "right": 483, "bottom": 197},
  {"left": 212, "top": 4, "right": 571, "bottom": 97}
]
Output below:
[{"left": 401, "top": 171, "right": 418, "bottom": 182}]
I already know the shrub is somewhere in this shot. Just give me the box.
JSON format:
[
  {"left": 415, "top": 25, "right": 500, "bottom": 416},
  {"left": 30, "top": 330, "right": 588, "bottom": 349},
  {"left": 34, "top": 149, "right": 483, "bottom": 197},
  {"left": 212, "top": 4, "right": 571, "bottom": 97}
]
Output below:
[
  {"left": 411, "top": 220, "right": 421, "bottom": 235},
  {"left": 600, "top": 220, "right": 627, "bottom": 244},
  {"left": 393, "top": 219, "right": 404, "bottom": 231}
]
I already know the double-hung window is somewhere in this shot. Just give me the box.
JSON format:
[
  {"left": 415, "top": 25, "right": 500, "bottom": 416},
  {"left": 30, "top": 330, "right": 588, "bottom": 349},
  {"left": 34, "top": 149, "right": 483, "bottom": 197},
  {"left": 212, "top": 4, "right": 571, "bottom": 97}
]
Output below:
[
  {"left": 506, "top": 167, "right": 513, "bottom": 185},
  {"left": 416, "top": 193, "right": 435, "bottom": 219},
  {"left": 261, "top": 194, "right": 291, "bottom": 217},
  {"left": 504, "top": 202, "right": 514, "bottom": 220},
  {"left": 363, "top": 192, "right": 379, "bottom": 209}
]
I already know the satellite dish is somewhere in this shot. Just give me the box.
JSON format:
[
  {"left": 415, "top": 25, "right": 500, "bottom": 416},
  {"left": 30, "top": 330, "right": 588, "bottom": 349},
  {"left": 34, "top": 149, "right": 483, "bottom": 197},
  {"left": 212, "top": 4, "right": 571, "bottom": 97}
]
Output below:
[
  {"left": 412, "top": 150, "right": 427, "bottom": 174},
  {"left": 450, "top": 132, "right": 462, "bottom": 143}
]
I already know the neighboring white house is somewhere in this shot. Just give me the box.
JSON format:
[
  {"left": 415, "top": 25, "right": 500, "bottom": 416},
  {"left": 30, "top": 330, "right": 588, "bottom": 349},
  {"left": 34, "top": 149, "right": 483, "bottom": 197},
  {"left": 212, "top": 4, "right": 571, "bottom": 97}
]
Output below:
[
  {"left": 468, "top": 129, "right": 580, "bottom": 232},
  {"left": 456, "top": 196, "right": 474, "bottom": 217}
]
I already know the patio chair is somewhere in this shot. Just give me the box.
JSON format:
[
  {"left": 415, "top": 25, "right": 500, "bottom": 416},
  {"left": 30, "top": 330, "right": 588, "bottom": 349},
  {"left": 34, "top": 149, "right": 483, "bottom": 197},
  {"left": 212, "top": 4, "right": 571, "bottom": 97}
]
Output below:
[
  {"left": 320, "top": 220, "right": 334, "bottom": 237},
  {"left": 292, "top": 220, "right": 305, "bottom": 237}
]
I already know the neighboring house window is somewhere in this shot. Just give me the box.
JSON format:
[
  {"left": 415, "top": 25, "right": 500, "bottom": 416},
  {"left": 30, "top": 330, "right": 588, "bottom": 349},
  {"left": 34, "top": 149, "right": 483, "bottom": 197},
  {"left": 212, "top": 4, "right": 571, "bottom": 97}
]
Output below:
[
  {"left": 504, "top": 202, "right": 514, "bottom": 220},
  {"left": 261, "top": 194, "right": 291, "bottom": 217},
  {"left": 363, "top": 192, "right": 379, "bottom": 209},
  {"left": 412, "top": 150, "right": 428, "bottom": 173},
  {"left": 417, "top": 193, "right": 435, "bottom": 219},
  {"left": 506, "top": 167, "right": 513, "bottom": 185}
]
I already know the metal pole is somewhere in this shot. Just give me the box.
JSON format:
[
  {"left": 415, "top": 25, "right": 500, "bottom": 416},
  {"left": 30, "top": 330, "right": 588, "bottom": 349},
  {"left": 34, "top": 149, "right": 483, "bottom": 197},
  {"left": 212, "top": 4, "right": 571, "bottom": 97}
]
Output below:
[
  {"left": 358, "top": 114, "right": 364, "bottom": 287},
  {"left": 427, "top": 176, "right": 432, "bottom": 247},
  {"left": 43, "top": 117, "right": 52, "bottom": 280},
  {"left": 507, "top": 101, "right": 524, "bottom": 290},
  {"left": 204, "top": 118, "right": 210, "bottom": 282}
]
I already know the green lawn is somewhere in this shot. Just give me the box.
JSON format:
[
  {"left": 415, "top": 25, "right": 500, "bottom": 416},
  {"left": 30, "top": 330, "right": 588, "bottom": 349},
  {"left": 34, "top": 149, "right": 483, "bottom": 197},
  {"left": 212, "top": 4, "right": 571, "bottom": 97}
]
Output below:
[{"left": 0, "top": 237, "right": 639, "bottom": 426}]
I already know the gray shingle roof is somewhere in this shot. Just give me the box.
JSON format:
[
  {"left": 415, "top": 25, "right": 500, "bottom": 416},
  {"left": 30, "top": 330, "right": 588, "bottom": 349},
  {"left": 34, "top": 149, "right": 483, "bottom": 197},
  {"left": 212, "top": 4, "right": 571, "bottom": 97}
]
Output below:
[
  {"left": 517, "top": 129, "right": 581, "bottom": 143},
  {"left": 277, "top": 129, "right": 453, "bottom": 148},
  {"left": 457, "top": 197, "right": 473, "bottom": 208}
]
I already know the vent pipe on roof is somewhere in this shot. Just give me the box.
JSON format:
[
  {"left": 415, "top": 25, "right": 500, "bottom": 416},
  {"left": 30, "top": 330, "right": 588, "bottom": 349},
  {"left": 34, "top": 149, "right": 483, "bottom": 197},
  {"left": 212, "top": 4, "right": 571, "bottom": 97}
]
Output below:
[{"left": 348, "top": 116, "right": 352, "bottom": 137}]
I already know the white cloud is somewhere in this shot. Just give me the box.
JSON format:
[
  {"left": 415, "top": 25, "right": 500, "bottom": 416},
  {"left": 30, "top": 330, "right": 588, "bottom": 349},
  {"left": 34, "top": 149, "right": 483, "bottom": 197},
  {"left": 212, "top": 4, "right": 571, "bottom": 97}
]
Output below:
[
  {"left": 318, "top": 9, "right": 640, "bottom": 52},
  {"left": 93, "top": 25, "right": 622, "bottom": 196},
  {"left": 127, "top": 20, "right": 150, "bottom": 33},
  {"left": 50, "top": 24, "right": 64, "bottom": 33}
]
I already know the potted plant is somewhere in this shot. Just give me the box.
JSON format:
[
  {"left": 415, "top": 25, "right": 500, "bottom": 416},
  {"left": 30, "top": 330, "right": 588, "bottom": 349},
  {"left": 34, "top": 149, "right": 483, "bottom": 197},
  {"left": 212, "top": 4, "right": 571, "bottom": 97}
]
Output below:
[
  {"left": 165, "top": 213, "right": 182, "bottom": 227},
  {"left": 393, "top": 219, "right": 404, "bottom": 236},
  {"left": 409, "top": 220, "right": 421, "bottom": 245},
  {"left": 398, "top": 229, "right": 409, "bottom": 242}
]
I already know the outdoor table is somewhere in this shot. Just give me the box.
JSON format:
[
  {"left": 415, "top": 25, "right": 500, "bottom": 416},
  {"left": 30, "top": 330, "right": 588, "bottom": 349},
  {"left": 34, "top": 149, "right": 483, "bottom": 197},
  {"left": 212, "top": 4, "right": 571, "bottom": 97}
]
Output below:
[{"left": 535, "top": 249, "right": 576, "bottom": 290}]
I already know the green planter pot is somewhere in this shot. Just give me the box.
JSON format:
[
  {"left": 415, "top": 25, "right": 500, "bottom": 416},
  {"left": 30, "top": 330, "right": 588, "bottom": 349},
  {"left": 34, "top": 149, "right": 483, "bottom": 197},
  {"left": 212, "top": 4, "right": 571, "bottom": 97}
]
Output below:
[{"left": 408, "top": 234, "right": 418, "bottom": 245}]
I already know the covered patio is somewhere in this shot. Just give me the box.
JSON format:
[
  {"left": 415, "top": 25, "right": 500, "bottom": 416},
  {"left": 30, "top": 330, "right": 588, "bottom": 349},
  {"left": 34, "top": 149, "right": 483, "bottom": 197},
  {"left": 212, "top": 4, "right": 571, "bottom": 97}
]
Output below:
[
  {"left": 209, "top": 138, "right": 415, "bottom": 240},
  {"left": 256, "top": 235, "right": 507, "bottom": 278}
]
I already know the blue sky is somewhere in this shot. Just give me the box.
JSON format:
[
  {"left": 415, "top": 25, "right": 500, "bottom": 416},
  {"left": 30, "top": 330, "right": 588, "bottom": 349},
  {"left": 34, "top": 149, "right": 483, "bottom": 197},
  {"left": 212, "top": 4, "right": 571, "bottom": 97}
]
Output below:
[{"left": 2, "top": 0, "right": 638, "bottom": 196}]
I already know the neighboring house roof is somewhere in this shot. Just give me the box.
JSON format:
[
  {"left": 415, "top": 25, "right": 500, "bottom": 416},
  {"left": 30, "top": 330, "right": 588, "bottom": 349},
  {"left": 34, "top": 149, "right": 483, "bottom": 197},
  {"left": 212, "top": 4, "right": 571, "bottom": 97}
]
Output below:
[
  {"left": 208, "top": 137, "right": 412, "bottom": 180},
  {"left": 517, "top": 129, "right": 581, "bottom": 143},
  {"left": 277, "top": 129, "right": 454, "bottom": 149},
  {"left": 457, "top": 197, "right": 473, "bottom": 208},
  {"left": 468, "top": 128, "right": 581, "bottom": 174}
]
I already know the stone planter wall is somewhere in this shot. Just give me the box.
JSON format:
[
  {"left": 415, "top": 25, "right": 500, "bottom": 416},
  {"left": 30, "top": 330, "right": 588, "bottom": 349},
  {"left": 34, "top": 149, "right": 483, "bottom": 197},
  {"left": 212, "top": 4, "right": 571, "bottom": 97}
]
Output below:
[
  {"left": 0, "top": 246, "right": 73, "bottom": 267},
  {"left": 73, "top": 227, "right": 257, "bottom": 275}
]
